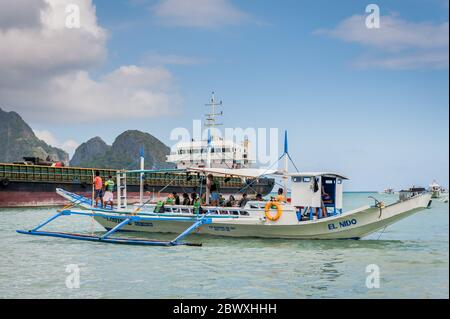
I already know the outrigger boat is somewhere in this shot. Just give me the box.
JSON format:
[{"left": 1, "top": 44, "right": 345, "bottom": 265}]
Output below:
[{"left": 17, "top": 133, "right": 433, "bottom": 246}]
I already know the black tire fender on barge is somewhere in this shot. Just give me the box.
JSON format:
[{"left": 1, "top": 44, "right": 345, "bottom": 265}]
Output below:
[{"left": 1, "top": 178, "right": 10, "bottom": 187}]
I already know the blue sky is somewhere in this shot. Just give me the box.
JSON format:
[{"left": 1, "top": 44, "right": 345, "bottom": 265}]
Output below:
[{"left": 1, "top": 0, "right": 448, "bottom": 190}]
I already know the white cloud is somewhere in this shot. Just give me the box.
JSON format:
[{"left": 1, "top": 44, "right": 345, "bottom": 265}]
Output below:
[
  {"left": 152, "top": 0, "right": 250, "bottom": 27},
  {"left": 0, "top": 0, "right": 107, "bottom": 84},
  {"left": 0, "top": 0, "right": 180, "bottom": 123},
  {"left": 0, "top": 0, "right": 45, "bottom": 29},
  {"left": 142, "top": 53, "right": 206, "bottom": 66},
  {"left": 317, "top": 14, "right": 449, "bottom": 70},
  {"left": 34, "top": 129, "right": 79, "bottom": 157},
  {"left": 1, "top": 66, "right": 180, "bottom": 123},
  {"left": 354, "top": 51, "right": 449, "bottom": 70}
]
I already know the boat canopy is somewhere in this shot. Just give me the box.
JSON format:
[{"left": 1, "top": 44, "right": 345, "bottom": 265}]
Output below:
[
  {"left": 125, "top": 167, "right": 281, "bottom": 178},
  {"left": 186, "top": 167, "right": 282, "bottom": 178},
  {"left": 289, "top": 172, "right": 349, "bottom": 180}
]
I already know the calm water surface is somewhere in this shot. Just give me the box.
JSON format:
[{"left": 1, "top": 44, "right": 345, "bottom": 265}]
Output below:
[{"left": 0, "top": 193, "right": 448, "bottom": 299}]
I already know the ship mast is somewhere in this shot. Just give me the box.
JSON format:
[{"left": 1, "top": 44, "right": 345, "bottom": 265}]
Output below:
[
  {"left": 205, "top": 91, "right": 223, "bottom": 169},
  {"left": 204, "top": 91, "right": 223, "bottom": 141}
]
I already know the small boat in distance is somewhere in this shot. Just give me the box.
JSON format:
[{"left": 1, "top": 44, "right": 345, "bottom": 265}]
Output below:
[
  {"left": 429, "top": 180, "right": 443, "bottom": 199},
  {"left": 382, "top": 187, "right": 395, "bottom": 195}
]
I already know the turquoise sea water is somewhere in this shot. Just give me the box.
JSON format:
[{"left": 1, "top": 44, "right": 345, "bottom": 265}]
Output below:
[{"left": 0, "top": 192, "right": 448, "bottom": 299}]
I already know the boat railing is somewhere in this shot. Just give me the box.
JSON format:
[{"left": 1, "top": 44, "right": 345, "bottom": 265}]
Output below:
[
  {"left": 0, "top": 163, "right": 245, "bottom": 188},
  {"left": 137, "top": 203, "right": 252, "bottom": 217}
]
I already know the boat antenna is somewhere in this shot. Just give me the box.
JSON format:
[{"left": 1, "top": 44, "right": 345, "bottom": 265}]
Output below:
[
  {"left": 204, "top": 91, "right": 223, "bottom": 141},
  {"left": 281, "top": 130, "right": 300, "bottom": 196},
  {"left": 283, "top": 130, "right": 289, "bottom": 196}
]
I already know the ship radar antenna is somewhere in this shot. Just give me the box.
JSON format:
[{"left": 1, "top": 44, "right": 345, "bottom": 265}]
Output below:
[{"left": 205, "top": 91, "right": 223, "bottom": 141}]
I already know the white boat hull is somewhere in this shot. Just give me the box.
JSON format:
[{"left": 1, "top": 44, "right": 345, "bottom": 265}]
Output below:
[{"left": 93, "top": 193, "right": 432, "bottom": 240}]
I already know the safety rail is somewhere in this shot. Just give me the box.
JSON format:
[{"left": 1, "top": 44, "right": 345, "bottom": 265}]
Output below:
[{"left": 0, "top": 163, "right": 244, "bottom": 188}]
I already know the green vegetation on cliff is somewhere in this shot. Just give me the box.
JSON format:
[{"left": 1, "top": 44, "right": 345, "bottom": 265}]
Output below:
[
  {"left": 70, "top": 130, "right": 174, "bottom": 170},
  {"left": 0, "top": 108, "right": 68, "bottom": 163}
]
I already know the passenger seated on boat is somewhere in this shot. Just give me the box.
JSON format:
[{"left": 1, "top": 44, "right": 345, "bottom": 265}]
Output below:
[
  {"left": 154, "top": 200, "right": 165, "bottom": 214},
  {"left": 225, "top": 195, "right": 236, "bottom": 207},
  {"left": 238, "top": 193, "right": 249, "bottom": 208},
  {"left": 190, "top": 193, "right": 198, "bottom": 206},
  {"left": 173, "top": 192, "right": 181, "bottom": 205},
  {"left": 255, "top": 194, "right": 263, "bottom": 201},
  {"left": 165, "top": 193, "right": 174, "bottom": 205},
  {"left": 193, "top": 196, "right": 204, "bottom": 214},
  {"left": 182, "top": 193, "right": 190, "bottom": 206},
  {"left": 275, "top": 188, "right": 286, "bottom": 203},
  {"left": 315, "top": 185, "right": 331, "bottom": 218},
  {"left": 219, "top": 194, "right": 225, "bottom": 206},
  {"left": 321, "top": 184, "right": 332, "bottom": 204}
]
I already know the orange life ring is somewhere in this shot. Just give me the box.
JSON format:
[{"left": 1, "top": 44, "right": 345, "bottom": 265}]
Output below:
[{"left": 264, "top": 201, "right": 283, "bottom": 221}]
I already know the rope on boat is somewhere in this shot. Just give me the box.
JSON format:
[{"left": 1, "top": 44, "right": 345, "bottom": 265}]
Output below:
[
  {"left": 239, "top": 153, "right": 285, "bottom": 194},
  {"left": 377, "top": 226, "right": 387, "bottom": 240},
  {"left": 90, "top": 170, "right": 95, "bottom": 236}
]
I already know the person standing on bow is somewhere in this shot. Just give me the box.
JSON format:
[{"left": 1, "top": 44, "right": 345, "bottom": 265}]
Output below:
[
  {"left": 93, "top": 171, "right": 103, "bottom": 208},
  {"left": 103, "top": 175, "right": 115, "bottom": 209}
]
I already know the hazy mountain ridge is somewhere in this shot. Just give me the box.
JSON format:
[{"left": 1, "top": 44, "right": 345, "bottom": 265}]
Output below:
[
  {"left": 0, "top": 108, "right": 68, "bottom": 163},
  {"left": 70, "top": 130, "right": 175, "bottom": 170}
]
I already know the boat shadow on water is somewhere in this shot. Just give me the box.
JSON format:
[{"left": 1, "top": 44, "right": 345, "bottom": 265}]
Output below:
[{"left": 92, "top": 228, "right": 418, "bottom": 251}]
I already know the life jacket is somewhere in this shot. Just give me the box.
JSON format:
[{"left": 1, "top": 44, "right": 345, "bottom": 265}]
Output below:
[
  {"left": 193, "top": 199, "right": 201, "bottom": 214},
  {"left": 155, "top": 200, "right": 165, "bottom": 213},
  {"left": 105, "top": 179, "right": 115, "bottom": 192}
]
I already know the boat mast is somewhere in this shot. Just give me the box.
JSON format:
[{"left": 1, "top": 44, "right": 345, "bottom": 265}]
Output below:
[{"left": 283, "top": 130, "right": 289, "bottom": 197}]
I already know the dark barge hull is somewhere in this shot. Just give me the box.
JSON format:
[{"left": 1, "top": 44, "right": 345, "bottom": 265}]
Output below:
[{"left": 0, "top": 176, "right": 275, "bottom": 208}]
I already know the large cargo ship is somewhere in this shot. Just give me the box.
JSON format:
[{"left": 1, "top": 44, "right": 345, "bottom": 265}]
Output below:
[
  {"left": 0, "top": 160, "right": 274, "bottom": 207},
  {"left": 0, "top": 93, "right": 276, "bottom": 207}
]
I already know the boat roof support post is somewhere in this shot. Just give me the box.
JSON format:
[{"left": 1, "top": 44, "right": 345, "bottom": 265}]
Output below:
[{"left": 139, "top": 146, "right": 145, "bottom": 206}]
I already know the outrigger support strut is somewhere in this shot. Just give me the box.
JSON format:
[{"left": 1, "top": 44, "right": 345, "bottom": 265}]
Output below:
[
  {"left": 17, "top": 209, "right": 210, "bottom": 247},
  {"left": 31, "top": 210, "right": 68, "bottom": 232},
  {"left": 100, "top": 218, "right": 132, "bottom": 240},
  {"left": 171, "top": 215, "right": 211, "bottom": 245}
]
